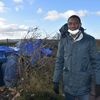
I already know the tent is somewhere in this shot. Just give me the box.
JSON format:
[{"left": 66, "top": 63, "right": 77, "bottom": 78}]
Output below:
[{"left": 0, "top": 46, "right": 15, "bottom": 63}]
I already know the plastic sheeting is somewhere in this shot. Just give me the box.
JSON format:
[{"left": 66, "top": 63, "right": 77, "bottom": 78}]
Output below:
[
  {"left": 2, "top": 54, "right": 18, "bottom": 88},
  {"left": 0, "top": 46, "right": 18, "bottom": 87},
  {"left": 18, "top": 39, "right": 52, "bottom": 64},
  {"left": 0, "top": 46, "right": 15, "bottom": 63},
  {"left": 41, "top": 48, "right": 52, "bottom": 57},
  {"left": 0, "top": 39, "right": 53, "bottom": 88},
  {"left": 19, "top": 39, "right": 42, "bottom": 56}
]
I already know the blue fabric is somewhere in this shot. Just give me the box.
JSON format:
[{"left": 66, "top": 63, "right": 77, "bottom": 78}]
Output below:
[
  {"left": 19, "top": 39, "right": 53, "bottom": 64},
  {"left": 0, "top": 51, "right": 7, "bottom": 62},
  {"left": 19, "top": 39, "right": 42, "bottom": 56},
  {"left": 18, "top": 39, "right": 43, "bottom": 64},
  {"left": 0, "top": 46, "right": 18, "bottom": 87},
  {"left": 41, "top": 48, "right": 52, "bottom": 57},
  {"left": 0, "top": 46, "right": 17, "bottom": 63},
  {"left": 65, "top": 92, "right": 89, "bottom": 100},
  {"left": 65, "top": 92, "right": 75, "bottom": 100},
  {"left": 3, "top": 55, "right": 18, "bottom": 88},
  {"left": 0, "top": 63, "right": 5, "bottom": 86},
  {"left": 0, "top": 46, "right": 14, "bottom": 53}
]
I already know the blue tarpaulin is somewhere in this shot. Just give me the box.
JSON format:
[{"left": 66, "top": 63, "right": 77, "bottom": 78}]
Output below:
[
  {"left": 0, "top": 39, "right": 53, "bottom": 64},
  {"left": 19, "top": 39, "right": 53, "bottom": 64},
  {"left": 41, "top": 48, "right": 52, "bottom": 57},
  {"left": 3, "top": 55, "right": 18, "bottom": 88},
  {"left": 0, "top": 46, "right": 15, "bottom": 63},
  {"left": 19, "top": 39, "right": 42, "bottom": 56},
  {"left": 0, "top": 46, "right": 17, "bottom": 87},
  {"left": 0, "top": 39, "right": 53, "bottom": 88},
  {"left": 0, "top": 46, "right": 14, "bottom": 53}
]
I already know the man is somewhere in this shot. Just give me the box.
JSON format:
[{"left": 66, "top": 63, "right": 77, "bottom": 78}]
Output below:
[{"left": 53, "top": 15, "right": 100, "bottom": 100}]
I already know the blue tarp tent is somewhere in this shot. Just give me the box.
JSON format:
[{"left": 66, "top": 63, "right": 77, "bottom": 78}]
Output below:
[
  {"left": 0, "top": 40, "right": 53, "bottom": 88},
  {"left": 0, "top": 46, "right": 17, "bottom": 87},
  {"left": 0, "top": 46, "right": 15, "bottom": 52},
  {"left": 2, "top": 55, "right": 18, "bottom": 88},
  {"left": 0, "top": 46, "right": 15, "bottom": 63}
]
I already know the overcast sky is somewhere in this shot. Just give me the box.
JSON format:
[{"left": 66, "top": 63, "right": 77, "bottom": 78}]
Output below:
[{"left": 0, "top": 0, "right": 100, "bottom": 39}]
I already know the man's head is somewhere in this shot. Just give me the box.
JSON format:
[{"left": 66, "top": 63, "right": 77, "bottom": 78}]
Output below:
[{"left": 67, "top": 15, "right": 81, "bottom": 31}]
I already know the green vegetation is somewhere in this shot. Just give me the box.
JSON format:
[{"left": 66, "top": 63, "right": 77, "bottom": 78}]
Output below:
[
  {"left": 19, "top": 91, "right": 64, "bottom": 100},
  {"left": 0, "top": 42, "right": 16, "bottom": 46}
]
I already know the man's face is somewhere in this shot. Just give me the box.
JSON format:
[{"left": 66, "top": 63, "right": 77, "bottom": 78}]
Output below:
[{"left": 68, "top": 18, "right": 81, "bottom": 31}]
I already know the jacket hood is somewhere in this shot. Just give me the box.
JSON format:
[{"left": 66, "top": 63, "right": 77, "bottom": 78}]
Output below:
[{"left": 59, "top": 23, "right": 85, "bottom": 38}]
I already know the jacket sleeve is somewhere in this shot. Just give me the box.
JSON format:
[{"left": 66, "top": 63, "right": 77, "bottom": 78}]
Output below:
[
  {"left": 89, "top": 37, "right": 100, "bottom": 89},
  {"left": 53, "top": 39, "right": 64, "bottom": 83},
  {"left": 89, "top": 37, "right": 100, "bottom": 72}
]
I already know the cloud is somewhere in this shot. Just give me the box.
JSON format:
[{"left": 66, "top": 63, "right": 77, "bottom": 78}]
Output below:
[
  {"left": 61, "top": 10, "right": 88, "bottom": 18},
  {"left": 37, "top": 8, "right": 43, "bottom": 14},
  {"left": 0, "top": 31, "right": 27, "bottom": 39},
  {"left": 0, "top": 1, "right": 7, "bottom": 13},
  {"left": 28, "top": 0, "right": 35, "bottom": 5},
  {"left": 0, "top": 20, "right": 29, "bottom": 39},
  {"left": 44, "top": 10, "right": 62, "bottom": 21},
  {"left": 44, "top": 10, "right": 88, "bottom": 21},
  {"left": 0, "top": 17, "right": 45, "bottom": 39},
  {"left": 0, "top": 17, "right": 28, "bottom": 33},
  {"left": 13, "top": 0, "right": 24, "bottom": 11},
  {"left": 77, "top": 10, "right": 88, "bottom": 16},
  {"left": 0, "top": 18, "right": 7, "bottom": 25},
  {"left": 13, "top": 0, "right": 23, "bottom": 4},
  {"left": 96, "top": 11, "right": 100, "bottom": 16},
  {"left": 0, "top": 24, "right": 28, "bottom": 32},
  {"left": 15, "top": 5, "right": 24, "bottom": 12}
]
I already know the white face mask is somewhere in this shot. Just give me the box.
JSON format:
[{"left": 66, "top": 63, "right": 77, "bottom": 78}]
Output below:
[{"left": 68, "top": 29, "right": 79, "bottom": 35}]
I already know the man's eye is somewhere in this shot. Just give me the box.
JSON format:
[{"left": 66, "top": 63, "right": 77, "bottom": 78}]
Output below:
[
  {"left": 68, "top": 23, "right": 78, "bottom": 25},
  {"left": 68, "top": 23, "right": 72, "bottom": 25}
]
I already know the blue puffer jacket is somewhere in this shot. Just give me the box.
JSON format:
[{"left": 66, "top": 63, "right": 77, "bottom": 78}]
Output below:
[{"left": 53, "top": 24, "right": 100, "bottom": 96}]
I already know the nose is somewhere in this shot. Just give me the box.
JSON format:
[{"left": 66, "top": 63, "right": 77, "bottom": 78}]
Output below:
[
  {"left": 71, "top": 23, "right": 76, "bottom": 27},
  {"left": 68, "top": 23, "right": 79, "bottom": 30},
  {"left": 70, "top": 24, "right": 76, "bottom": 30}
]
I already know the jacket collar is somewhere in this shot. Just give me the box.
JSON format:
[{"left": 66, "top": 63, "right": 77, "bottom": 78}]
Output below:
[{"left": 69, "top": 31, "right": 83, "bottom": 42}]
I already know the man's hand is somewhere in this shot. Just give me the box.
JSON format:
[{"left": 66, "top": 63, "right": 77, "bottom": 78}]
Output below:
[
  {"left": 90, "top": 90, "right": 95, "bottom": 96},
  {"left": 53, "top": 82, "right": 59, "bottom": 94}
]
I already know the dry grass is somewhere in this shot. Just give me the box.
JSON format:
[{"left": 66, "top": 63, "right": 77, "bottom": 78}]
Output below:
[{"left": 16, "top": 56, "right": 64, "bottom": 100}]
